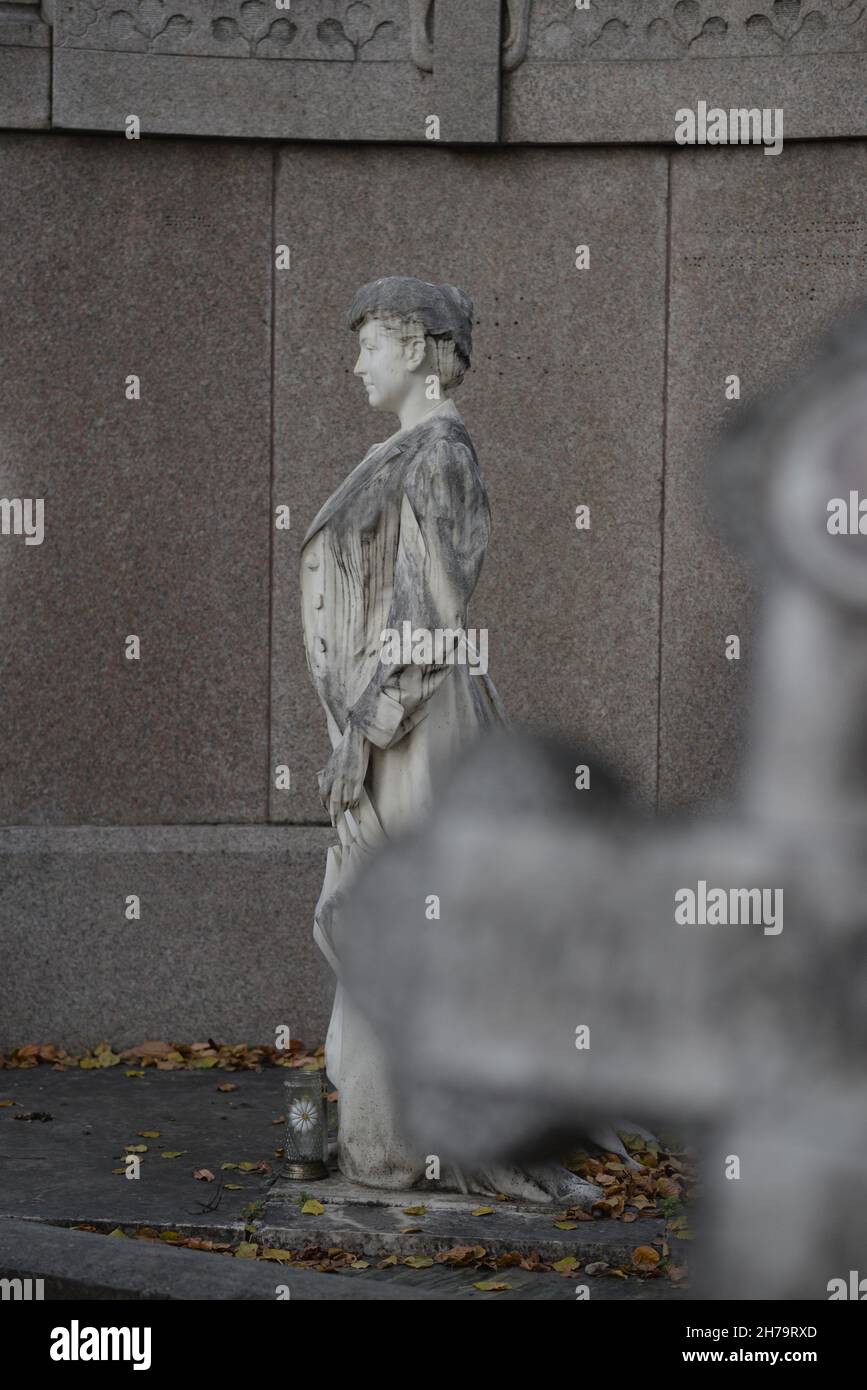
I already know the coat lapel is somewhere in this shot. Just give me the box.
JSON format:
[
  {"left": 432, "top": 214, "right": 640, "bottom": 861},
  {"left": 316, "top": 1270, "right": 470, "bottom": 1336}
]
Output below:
[
  {"left": 303, "top": 439, "right": 404, "bottom": 545},
  {"left": 302, "top": 401, "right": 463, "bottom": 546}
]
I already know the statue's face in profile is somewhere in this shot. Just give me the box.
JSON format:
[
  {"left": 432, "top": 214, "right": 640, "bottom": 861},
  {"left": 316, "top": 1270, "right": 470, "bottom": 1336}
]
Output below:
[{"left": 353, "top": 316, "right": 419, "bottom": 415}]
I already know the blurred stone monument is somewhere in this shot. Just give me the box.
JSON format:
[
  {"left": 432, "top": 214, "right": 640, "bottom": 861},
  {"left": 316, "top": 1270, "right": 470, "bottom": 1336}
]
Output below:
[{"left": 337, "top": 301, "right": 867, "bottom": 1300}]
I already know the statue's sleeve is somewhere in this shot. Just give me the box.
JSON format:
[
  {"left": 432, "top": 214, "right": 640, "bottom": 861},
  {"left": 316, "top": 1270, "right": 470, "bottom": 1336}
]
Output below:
[{"left": 346, "top": 437, "right": 491, "bottom": 749}]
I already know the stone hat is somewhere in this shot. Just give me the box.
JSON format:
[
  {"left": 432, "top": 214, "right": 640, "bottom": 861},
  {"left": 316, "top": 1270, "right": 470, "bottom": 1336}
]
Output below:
[{"left": 347, "top": 275, "right": 473, "bottom": 366}]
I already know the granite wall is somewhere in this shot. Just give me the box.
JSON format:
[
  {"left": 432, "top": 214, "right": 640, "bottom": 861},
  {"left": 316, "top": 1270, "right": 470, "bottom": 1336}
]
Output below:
[{"left": 1, "top": 2, "right": 865, "bottom": 1044}]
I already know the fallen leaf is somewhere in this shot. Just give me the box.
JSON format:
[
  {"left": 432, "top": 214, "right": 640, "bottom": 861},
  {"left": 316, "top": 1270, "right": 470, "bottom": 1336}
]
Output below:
[
  {"left": 471, "top": 1206, "right": 494, "bottom": 1217},
  {"left": 125, "top": 1070, "right": 145, "bottom": 1078},
  {"left": 193, "top": 1168, "right": 215, "bottom": 1182},
  {"left": 585, "top": 1261, "right": 609, "bottom": 1276},
  {"left": 554, "top": 1221, "right": 578, "bottom": 1230},
  {"left": 631, "top": 1245, "right": 661, "bottom": 1270},
  {"left": 400, "top": 1226, "right": 422, "bottom": 1234},
  {"left": 403, "top": 1255, "right": 434, "bottom": 1269},
  {"left": 216, "top": 1082, "right": 238, "bottom": 1093},
  {"left": 473, "top": 1281, "right": 511, "bottom": 1292},
  {"left": 301, "top": 1199, "right": 325, "bottom": 1215},
  {"left": 224, "top": 1184, "right": 245, "bottom": 1191},
  {"left": 261, "top": 1248, "right": 294, "bottom": 1263},
  {"left": 124, "top": 1144, "right": 147, "bottom": 1154},
  {"left": 160, "top": 1151, "right": 186, "bottom": 1159},
  {"left": 350, "top": 1261, "right": 369, "bottom": 1270},
  {"left": 402, "top": 1205, "right": 427, "bottom": 1216},
  {"left": 138, "top": 1131, "right": 160, "bottom": 1139},
  {"left": 553, "top": 1257, "right": 580, "bottom": 1274},
  {"left": 235, "top": 1242, "right": 258, "bottom": 1259},
  {"left": 108, "top": 1228, "right": 126, "bottom": 1238},
  {"left": 159, "top": 1232, "right": 182, "bottom": 1243},
  {"left": 0, "top": 1100, "right": 16, "bottom": 1107}
]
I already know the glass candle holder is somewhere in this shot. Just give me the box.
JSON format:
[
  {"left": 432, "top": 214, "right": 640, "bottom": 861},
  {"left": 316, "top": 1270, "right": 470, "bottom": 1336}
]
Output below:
[{"left": 283, "top": 1074, "right": 328, "bottom": 1180}]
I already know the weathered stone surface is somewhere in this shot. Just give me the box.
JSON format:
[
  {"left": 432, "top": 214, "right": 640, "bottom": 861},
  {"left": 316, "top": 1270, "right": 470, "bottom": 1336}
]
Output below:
[
  {"left": 0, "top": 135, "right": 271, "bottom": 824},
  {"left": 264, "top": 1170, "right": 668, "bottom": 1264},
  {"left": 0, "top": 827, "right": 334, "bottom": 1047},
  {"left": 273, "top": 144, "right": 667, "bottom": 818},
  {"left": 505, "top": 0, "right": 867, "bottom": 143},
  {"left": 0, "top": 1217, "right": 421, "bottom": 1299},
  {"left": 430, "top": 0, "right": 501, "bottom": 144},
  {"left": 51, "top": 0, "right": 503, "bottom": 143},
  {"left": 661, "top": 141, "right": 867, "bottom": 810},
  {"left": 0, "top": 3, "right": 51, "bottom": 129}
]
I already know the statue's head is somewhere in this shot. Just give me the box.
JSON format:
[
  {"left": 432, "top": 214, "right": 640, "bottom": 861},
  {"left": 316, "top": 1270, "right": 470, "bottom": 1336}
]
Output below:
[{"left": 347, "top": 276, "right": 473, "bottom": 414}]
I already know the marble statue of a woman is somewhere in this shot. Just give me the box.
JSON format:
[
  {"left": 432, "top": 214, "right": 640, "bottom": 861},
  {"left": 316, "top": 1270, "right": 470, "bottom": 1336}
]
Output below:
[{"left": 300, "top": 276, "right": 601, "bottom": 1204}]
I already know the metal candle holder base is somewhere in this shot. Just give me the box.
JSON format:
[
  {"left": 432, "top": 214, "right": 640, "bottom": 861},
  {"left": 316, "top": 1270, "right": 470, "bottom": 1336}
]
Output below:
[{"left": 283, "top": 1158, "right": 328, "bottom": 1182}]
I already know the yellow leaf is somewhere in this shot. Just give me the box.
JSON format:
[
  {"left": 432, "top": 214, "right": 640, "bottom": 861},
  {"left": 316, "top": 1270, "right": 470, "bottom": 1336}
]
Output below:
[
  {"left": 108, "top": 1228, "right": 127, "bottom": 1238},
  {"left": 125, "top": 1070, "right": 145, "bottom": 1078},
  {"left": 235, "top": 1242, "right": 258, "bottom": 1259},
  {"left": 378, "top": 1255, "right": 398, "bottom": 1267},
  {"left": 261, "top": 1248, "right": 293, "bottom": 1263},
  {"left": 631, "top": 1245, "right": 661, "bottom": 1269},
  {"left": 553, "top": 1257, "right": 580, "bottom": 1273},
  {"left": 221, "top": 1162, "right": 239, "bottom": 1170},
  {"left": 403, "top": 1256, "right": 434, "bottom": 1269},
  {"left": 0, "top": 1100, "right": 15, "bottom": 1107},
  {"left": 138, "top": 1131, "right": 160, "bottom": 1139},
  {"left": 192, "top": 1058, "right": 218, "bottom": 1069},
  {"left": 166, "top": 1051, "right": 185, "bottom": 1062},
  {"left": 402, "top": 1205, "right": 427, "bottom": 1216},
  {"left": 400, "top": 1227, "right": 422, "bottom": 1234},
  {"left": 301, "top": 1199, "right": 325, "bottom": 1215},
  {"left": 238, "top": 1161, "right": 260, "bottom": 1171},
  {"left": 124, "top": 1144, "right": 147, "bottom": 1153},
  {"left": 471, "top": 1206, "right": 494, "bottom": 1217},
  {"left": 351, "top": 1261, "right": 370, "bottom": 1270},
  {"left": 473, "top": 1281, "right": 511, "bottom": 1292},
  {"left": 79, "top": 1058, "right": 101, "bottom": 1069},
  {"left": 160, "top": 1151, "right": 186, "bottom": 1159},
  {"left": 554, "top": 1221, "right": 578, "bottom": 1230},
  {"left": 159, "top": 1232, "right": 182, "bottom": 1243},
  {"left": 225, "top": 1183, "right": 245, "bottom": 1190}
]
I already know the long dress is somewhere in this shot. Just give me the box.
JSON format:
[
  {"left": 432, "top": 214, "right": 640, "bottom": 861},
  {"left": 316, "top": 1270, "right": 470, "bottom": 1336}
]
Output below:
[{"left": 300, "top": 398, "right": 597, "bottom": 1202}]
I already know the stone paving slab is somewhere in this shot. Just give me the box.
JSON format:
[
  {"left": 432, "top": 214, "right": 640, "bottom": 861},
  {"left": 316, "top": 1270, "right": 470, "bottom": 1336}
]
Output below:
[
  {"left": 264, "top": 1173, "right": 668, "bottom": 1265},
  {"left": 0, "top": 1068, "right": 284, "bottom": 1229},
  {"left": 0, "top": 1217, "right": 422, "bottom": 1302},
  {"left": 0, "top": 1068, "right": 688, "bottom": 1300}
]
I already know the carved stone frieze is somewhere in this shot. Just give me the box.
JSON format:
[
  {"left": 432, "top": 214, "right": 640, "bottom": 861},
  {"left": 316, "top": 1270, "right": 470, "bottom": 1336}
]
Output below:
[
  {"left": 55, "top": 0, "right": 408, "bottom": 60},
  {"left": 527, "top": 0, "right": 867, "bottom": 62}
]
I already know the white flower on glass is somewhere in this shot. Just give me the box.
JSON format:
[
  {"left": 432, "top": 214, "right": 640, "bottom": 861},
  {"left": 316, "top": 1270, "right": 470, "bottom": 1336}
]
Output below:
[{"left": 288, "top": 1097, "right": 319, "bottom": 1135}]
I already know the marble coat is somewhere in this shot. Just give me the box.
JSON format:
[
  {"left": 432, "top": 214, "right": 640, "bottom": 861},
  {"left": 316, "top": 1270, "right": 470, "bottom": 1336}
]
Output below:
[{"left": 301, "top": 399, "right": 592, "bottom": 1201}]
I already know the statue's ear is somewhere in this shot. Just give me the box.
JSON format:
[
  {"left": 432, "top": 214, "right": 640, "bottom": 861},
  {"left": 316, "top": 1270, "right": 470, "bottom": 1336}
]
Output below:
[{"left": 405, "top": 333, "right": 428, "bottom": 373}]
